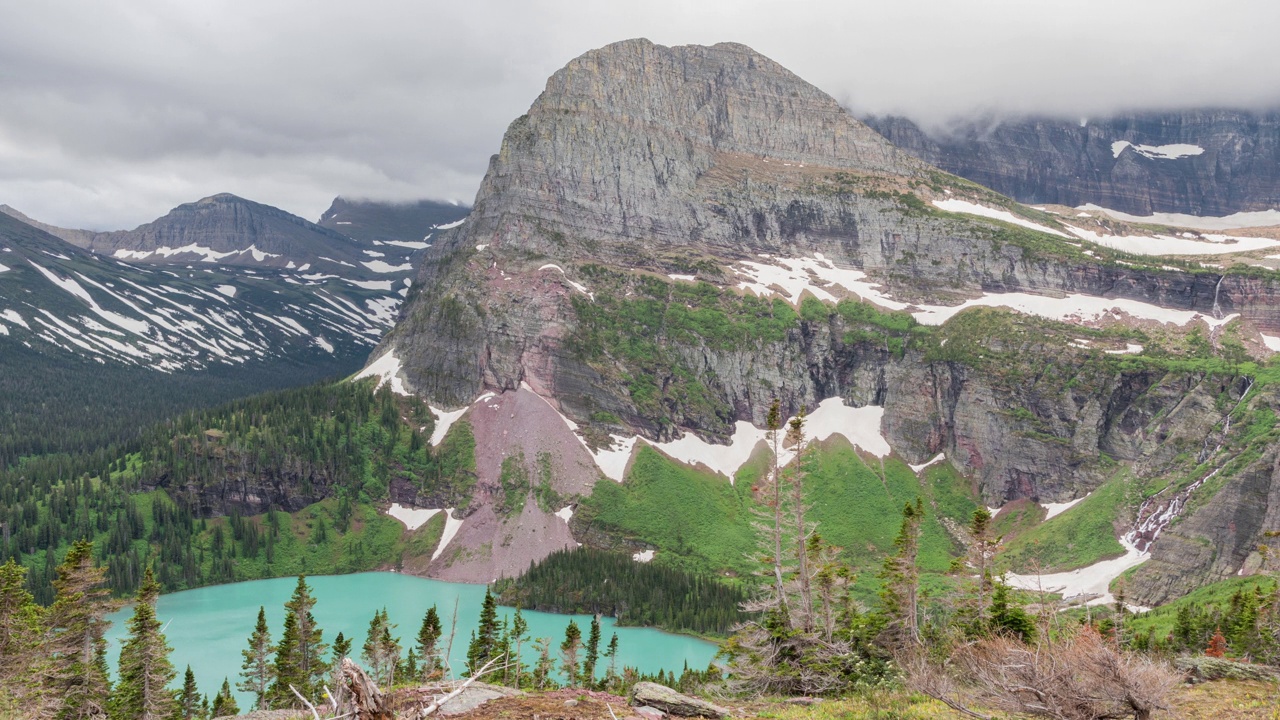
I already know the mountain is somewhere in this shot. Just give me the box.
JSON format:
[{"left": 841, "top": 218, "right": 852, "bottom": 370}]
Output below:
[
  {"left": 864, "top": 110, "right": 1280, "bottom": 217},
  {"left": 342, "top": 39, "right": 1280, "bottom": 607},
  {"left": 0, "top": 209, "right": 405, "bottom": 462},
  {"left": 317, "top": 197, "right": 470, "bottom": 246},
  {"left": 3, "top": 193, "right": 384, "bottom": 274}
]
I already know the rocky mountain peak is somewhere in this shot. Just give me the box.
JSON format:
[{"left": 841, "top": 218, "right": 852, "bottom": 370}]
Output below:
[{"left": 527, "top": 38, "right": 907, "bottom": 173}]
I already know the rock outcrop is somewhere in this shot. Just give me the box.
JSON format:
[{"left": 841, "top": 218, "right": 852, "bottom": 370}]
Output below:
[
  {"left": 630, "top": 682, "right": 729, "bottom": 718},
  {"left": 865, "top": 110, "right": 1280, "bottom": 216}
]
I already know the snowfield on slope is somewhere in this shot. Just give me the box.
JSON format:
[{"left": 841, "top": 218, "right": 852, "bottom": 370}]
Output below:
[
  {"left": 432, "top": 384, "right": 894, "bottom": 484},
  {"left": 1004, "top": 537, "right": 1148, "bottom": 607},
  {"left": 1081, "top": 204, "right": 1280, "bottom": 231},
  {"left": 734, "top": 254, "right": 1237, "bottom": 331},
  {"left": 386, "top": 503, "right": 440, "bottom": 531},
  {"left": 354, "top": 350, "right": 410, "bottom": 395},
  {"left": 1067, "top": 225, "right": 1280, "bottom": 256},
  {"left": 931, "top": 199, "right": 1071, "bottom": 237},
  {"left": 1111, "top": 141, "right": 1204, "bottom": 160}
]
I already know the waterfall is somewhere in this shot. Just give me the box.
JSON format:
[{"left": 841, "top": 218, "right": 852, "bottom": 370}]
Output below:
[
  {"left": 1212, "top": 275, "right": 1225, "bottom": 320},
  {"left": 1130, "top": 377, "right": 1253, "bottom": 551}
]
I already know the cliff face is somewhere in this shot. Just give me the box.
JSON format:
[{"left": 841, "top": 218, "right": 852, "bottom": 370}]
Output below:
[
  {"left": 370, "top": 39, "right": 1280, "bottom": 601},
  {"left": 865, "top": 110, "right": 1280, "bottom": 216}
]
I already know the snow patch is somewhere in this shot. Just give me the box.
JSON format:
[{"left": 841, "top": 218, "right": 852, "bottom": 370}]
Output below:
[
  {"left": 313, "top": 336, "right": 335, "bottom": 353},
  {"left": 431, "top": 509, "right": 463, "bottom": 561},
  {"left": 1066, "top": 224, "right": 1280, "bottom": 256},
  {"left": 342, "top": 278, "right": 394, "bottom": 291},
  {"left": 384, "top": 240, "right": 430, "bottom": 250},
  {"left": 538, "top": 264, "right": 592, "bottom": 297},
  {"left": 651, "top": 398, "right": 889, "bottom": 481},
  {"left": 554, "top": 505, "right": 574, "bottom": 525},
  {"left": 1112, "top": 141, "right": 1204, "bottom": 160},
  {"left": 0, "top": 263, "right": 8, "bottom": 273},
  {"left": 354, "top": 351, "right": 410, "bottom": 395},
  {"left": 735, "top": 254, "right": 911, "bottom": 307},
  {"left": 1042, "top": 494, "right": 1089, "bottom": 520},
  {"left": 1, "top": 309, "right": 29, "bottom": 329},
  {"left": 1081, "top": 204, "right": 1280, "bottom": 231},
  {"left": 215, "top": 284, "right": 236, "bottom": 298},
  {"left": 434, "top": 218, "right": 466, "bottom": 230},
  {"left": 632, "top": 549, "right": 655, "bottom": 563},
  {"left": 29, "top": 262, "right": 151, "bottom": 336},
  {"left": 668, "top": 274, "right": 697, "bottom": 282},
  {"left": 386, "top": 504, "right": 440, "bottom": 531},
  {"left": 1262, "top": 334, "right": 1280, "bottom": 352},
  {"left": 909, "top": 453, "right": 946, "bottom": 474},
  {"left": 361, "top": 260, "right": 413, "bottom": 274},
  {"left": 1104, "top": 344, "right": 1144, "bottom": 355},
  {"left": 931, "top": 199, "right": 1071, "bottom": 238},
  {"left": 910, "top": 291, "right": 1238, "bottom": 330},
  {"left": 429, "top": 404, "right": 468, "bottom": 447},
  {"left": 1005, "top": 536, "right": 1148, "bottom": 606}
]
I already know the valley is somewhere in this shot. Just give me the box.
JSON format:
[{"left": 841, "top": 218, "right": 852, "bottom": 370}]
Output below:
[{"left": 3, "top": 26, "right": 1280, "bottom": 720}]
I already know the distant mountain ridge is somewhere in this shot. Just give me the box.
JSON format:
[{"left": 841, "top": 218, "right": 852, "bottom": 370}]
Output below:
[
  {"left": 317, "top": 197, "right": 470, "bottom": 246},
  {"left": 4, "top": 194, "right": 372, "bottom": 274},
  {"left": 864, "top": 109, "right": 1280, "bottom": 216},
  {"left": 0, "top": 192, "right": 468, "bottom": 459}
]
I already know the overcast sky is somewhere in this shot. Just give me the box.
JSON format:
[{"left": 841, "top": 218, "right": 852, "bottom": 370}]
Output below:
[{"left": 2, "top": 0, "right": 1277, "bottom": 230}]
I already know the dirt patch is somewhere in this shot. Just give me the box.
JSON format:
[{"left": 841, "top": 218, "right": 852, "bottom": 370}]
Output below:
[{"left": 429, "top": 386, "right": 606, "bottom": 583}]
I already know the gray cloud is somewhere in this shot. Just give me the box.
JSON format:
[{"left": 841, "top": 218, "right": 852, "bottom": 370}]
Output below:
[{"left": 2, "top": 0, "right": 1277, "bottom": 229}]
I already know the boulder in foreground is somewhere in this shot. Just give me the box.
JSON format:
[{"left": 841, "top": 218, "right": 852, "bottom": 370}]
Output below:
[{"left": 629, "top": 682, "right": 728, "bottom": 718}]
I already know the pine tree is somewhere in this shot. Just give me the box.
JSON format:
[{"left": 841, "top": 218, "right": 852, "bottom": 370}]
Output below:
[
  {"left": 111, "top": 567, "right": 177, "bottom": 720},
  {"left": 785, "top": 408, "right": 815, "bottom": 633},
  {"left": 510, "top": 607, "right": 528, "bottom": 689},
  {"left": 417, "top": 605, "right": 443, "bottom": 680},
  {"left": 763, "top": 399, "right": 790, "bottom": 620},
  {"left": 178, "top": 666, "right": 202, "bottom": 719},
  {"left": 466, "top": 589, "right": 501, "bottom": 675},
  {"left": 0, "top": 559, "right": 53, "bottom": 716},
  {"left": 968, "top": 507, "right": 996, "bottom": 619},
  {"left": 332, "top": 631, "right": 353, "bottom": 663},
  {"left": 267, "top": 576, "right": 328, "bottom": 708},
  {"left": 47, "top": 540, "right": 118, "bottom": 720},
  {"left": 209, "top": 679, "right": 239, "bottom": 718},
  {"left": 531, "top": 637, "right": 555, "bottom": 691},
  {"left": 399, "top": 648, "right": 420, "bottom": 684},
  {"left": 583, "top": 615, "right": 601, "bottom": 686},
  {"left": 361, "top": 608, "right": 401, "bottom": 687},
  {"left": 603, "top": 633, "right": 620, "bottom": 689},
  {"left": 1206, "top": 627, "right": 1228, "bottom": 658},
  {"left": 238, "top": 606, "right": 275, "bottom": 710},
  {"left": 878, "top": 498, "right": 924, "bottom": 649},
  {"left": 988, "top": 582, "right": 1036, "bottom": 643},
  {"left": 560, "top": 620, "right": 582, "bottom": 687}
]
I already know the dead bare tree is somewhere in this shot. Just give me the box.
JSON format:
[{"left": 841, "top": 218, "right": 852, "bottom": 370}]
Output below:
[
  {"left": 339, "top": 658, "right": 392, "bottom": 720},
  {"left": 419, "top": 656, "right": 500, "bottom": 718},
  {"left": 909, "top": 625, "right": 1179, "bottom": 720}
]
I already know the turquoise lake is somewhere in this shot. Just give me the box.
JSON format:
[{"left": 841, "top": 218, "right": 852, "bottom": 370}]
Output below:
[{"left": 103, "top": 572, "right": 719, "bottom": 706}]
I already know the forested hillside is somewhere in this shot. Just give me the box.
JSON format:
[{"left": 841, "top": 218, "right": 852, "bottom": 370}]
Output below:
[
  {"left": 0, "top": 342, "right": 361, "bottom": 467},
  {"left": 494, "top": 547, "right": 747, "bottom": 635},
  {"left": 0, "top": 380, "right": 477, "bottom": 602}
]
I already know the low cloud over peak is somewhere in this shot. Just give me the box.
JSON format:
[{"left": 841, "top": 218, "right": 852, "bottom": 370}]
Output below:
[{"left": 2, "top": 0, "right": 1276, "bottom": 228}]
